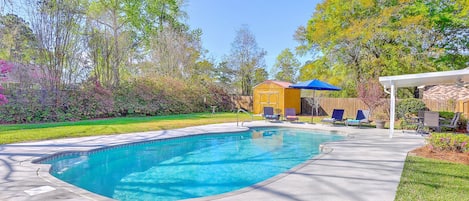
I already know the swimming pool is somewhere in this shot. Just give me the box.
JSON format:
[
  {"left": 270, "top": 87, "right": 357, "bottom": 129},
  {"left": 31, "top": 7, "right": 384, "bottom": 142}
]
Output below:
[{"left": 40, "top": 127, "right": 344, "bottom": 201}]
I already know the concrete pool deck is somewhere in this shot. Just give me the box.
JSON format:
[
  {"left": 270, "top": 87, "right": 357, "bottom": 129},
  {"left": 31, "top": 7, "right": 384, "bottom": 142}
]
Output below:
[{"left": 0, "top": 121, "right": 425, "bottom": 201}]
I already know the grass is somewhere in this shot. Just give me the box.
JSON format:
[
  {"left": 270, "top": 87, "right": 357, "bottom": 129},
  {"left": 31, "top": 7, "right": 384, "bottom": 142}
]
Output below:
[
  {"left": 395, "top": 155, "right": 469, "bottom": 201},
  {"left": 0, "top": 113, "right": 331, "bottom": 144},
  {"left": 0, "top": 112, "right": 263, "bottom": 144}
]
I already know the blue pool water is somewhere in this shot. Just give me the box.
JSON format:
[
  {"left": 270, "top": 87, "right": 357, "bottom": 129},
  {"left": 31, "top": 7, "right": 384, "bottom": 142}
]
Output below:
[{"left": 41, "top": 127, "right": 344, "bottom": 201}]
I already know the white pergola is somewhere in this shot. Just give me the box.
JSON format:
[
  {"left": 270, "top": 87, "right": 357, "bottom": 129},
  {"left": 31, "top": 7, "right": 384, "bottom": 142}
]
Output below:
[{"left": 379, "top": 69, "right": 469, "bottom": 138}]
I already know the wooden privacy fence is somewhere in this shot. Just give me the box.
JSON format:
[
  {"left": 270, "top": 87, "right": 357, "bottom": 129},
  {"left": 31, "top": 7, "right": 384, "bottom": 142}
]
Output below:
[
  {"left": 303, "top": 98, "right": 372, "bottom": 119},
  {"left": 231, "top": 96, "right": 253, "bottom": 111},
  {"left": 305, "top": 98, "right": 461, "bottom": 118},
  {"left": 238, "top": 95, "right": 463, "bottom": 118}
]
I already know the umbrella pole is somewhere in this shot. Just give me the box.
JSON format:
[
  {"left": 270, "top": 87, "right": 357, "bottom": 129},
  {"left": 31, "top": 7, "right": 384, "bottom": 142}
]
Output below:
[
  {"left": 311, "top": 106, "right": 314, "bottom": 123},
  {"left": 311, "top": 90, "right": 316, "bottom": 124}
]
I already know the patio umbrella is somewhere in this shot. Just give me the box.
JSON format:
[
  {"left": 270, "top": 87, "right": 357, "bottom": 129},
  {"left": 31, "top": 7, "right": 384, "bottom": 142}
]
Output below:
[{"left": 290, "top": 79, "right": 341, "bottom": 123}]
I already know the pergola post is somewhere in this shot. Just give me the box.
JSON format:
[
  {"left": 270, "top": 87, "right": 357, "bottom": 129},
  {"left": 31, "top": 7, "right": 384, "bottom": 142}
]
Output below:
[{"left": 389, "top": 83, "right": 396, "bottom": 138}]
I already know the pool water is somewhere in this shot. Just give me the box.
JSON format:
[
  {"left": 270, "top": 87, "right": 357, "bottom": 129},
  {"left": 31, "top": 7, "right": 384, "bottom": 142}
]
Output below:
[{"left": 41, "top": 127, "right": 344, "bottom": 201}]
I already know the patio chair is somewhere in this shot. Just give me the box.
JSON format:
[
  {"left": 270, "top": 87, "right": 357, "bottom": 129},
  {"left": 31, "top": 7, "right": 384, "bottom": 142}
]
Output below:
[
  {"left": 321, "top": 109, "right": 344, "bottom": 125},
  {"left": 263, "top": 107, "right": 280, "bottom": 121},
  {"left": 345, "top": 110, "right": 371, "bottom": 127},
  {"left": 285, "top": 108, "right": 299, "bottom": 122},
  {"left": 423, "top": 111, "right": 440, "bottom": 132},
  {"left": 441, "top": 112, "right": 460, "bottom": 132}
]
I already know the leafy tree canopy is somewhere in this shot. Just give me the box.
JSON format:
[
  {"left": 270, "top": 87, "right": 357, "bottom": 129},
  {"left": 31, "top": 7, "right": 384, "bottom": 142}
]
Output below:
[
  {"left": 228, "top": 25, "right": 267, "bottom": 95},
  {"left": 297, "top": 0, "right": 469, "bottom": 98},
  {"left": 272, "top": 48, "right": 300, "bottom": 83}
]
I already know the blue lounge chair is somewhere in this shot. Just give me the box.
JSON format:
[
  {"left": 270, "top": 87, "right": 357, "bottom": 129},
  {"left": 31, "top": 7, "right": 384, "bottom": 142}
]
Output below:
[
  {"left": 321, "top": 109, "right": 344, "bottom": 125},
  {"left": 345, "top": 110, "right": 371, "bottom": 127},
  {"left": 263, "top": 107, "right": 280, "bottom": 121},
  {"left": 285, "top": 108, "right": 299, "bottom": 122}
]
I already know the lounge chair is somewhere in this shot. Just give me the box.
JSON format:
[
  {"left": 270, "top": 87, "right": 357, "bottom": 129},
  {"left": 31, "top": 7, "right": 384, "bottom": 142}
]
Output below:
[
  {"left": 285, "top": 108, "right": 299, "bottom": 122},
  {"left": 321, "top": 109, "right": 344, "bottom": 125},
  {"left": 345, "top": 110, "right": 371, "bottom": 127},
  {"left": 263, "top": 107, "right": 280, "bottom": 121}
]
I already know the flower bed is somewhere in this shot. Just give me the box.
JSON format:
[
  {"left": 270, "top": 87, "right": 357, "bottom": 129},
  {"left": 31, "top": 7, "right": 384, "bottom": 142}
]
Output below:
[{"left": 427, "top": 133, "right": 469, "bottom": 153}]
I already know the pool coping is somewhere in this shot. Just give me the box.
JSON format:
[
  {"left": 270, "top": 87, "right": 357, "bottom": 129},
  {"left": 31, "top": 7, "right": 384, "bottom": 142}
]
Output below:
[{"left": 0, "top": 121, "right": 425, "bottom": 201}]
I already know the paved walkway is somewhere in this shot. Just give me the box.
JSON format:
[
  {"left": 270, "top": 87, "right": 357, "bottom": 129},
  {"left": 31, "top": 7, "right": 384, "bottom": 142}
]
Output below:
[{"left": 0, "top": 121, "right": 425, "bottom": 201}]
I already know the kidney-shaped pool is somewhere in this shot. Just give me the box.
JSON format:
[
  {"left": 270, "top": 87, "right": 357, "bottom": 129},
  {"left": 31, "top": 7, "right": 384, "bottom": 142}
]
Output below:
[{"left": 38, "top": 127, "right": 344, "bottom": 201}]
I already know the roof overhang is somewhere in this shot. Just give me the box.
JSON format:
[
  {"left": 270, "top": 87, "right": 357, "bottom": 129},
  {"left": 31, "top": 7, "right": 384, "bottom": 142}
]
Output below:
[{"left": 379, "top": 69, "right": 469, "bottom": 89}]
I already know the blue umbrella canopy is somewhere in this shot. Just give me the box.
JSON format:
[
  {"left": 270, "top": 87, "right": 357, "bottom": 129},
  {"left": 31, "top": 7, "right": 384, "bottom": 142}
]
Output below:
[
  {"left": 289, "top": 79, "right": 341, "bottom": 122},
  {"left": 289, "top": 79, "right": 341, "bottom": 91}
]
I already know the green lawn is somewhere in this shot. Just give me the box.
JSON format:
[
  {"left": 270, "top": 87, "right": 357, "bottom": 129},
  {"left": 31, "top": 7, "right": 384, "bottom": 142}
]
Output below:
[
  {"left": 0, "top": 112, "right": 262, "bottom": 144},
  {"left": 395, "top": 155, "right": 469, "bottom": 201},
  {"left": 0, "top": 113, "right": 331, "bottom": 144}
]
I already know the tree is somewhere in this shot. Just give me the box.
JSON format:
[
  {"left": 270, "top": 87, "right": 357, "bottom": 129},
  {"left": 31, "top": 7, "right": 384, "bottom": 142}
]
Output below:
[
  {"left": 296, "top": 0, "right": 469, "bottom": 98},
  {"left": 357, "top": 79, "right": 385, "bottom": 118},
  {"left": 0, "top": 0, "right": 13, "bottom": 13},
  {"left": 85, "top": 0, "right": 189, "bottom": 88},
  {"left": 253, "top": 67, "right": 268, "bottom": 86},
  {"left": 272, "top": 48, "right": 300, "bottom": 82},
  {"left": 214, "top": 60, "right": 235, "bottom": 91},
  {"left": 149, "top": 26, "right": 203, "bottom": 79},
  {"left": 228, "top": 25, "right": 267, "bottom": 95},
  {"left": 28, "top": 0, "right": 87, "bottom": 91},
  {"left": 0, "top": 14, "right": 37, "bottom": 63},
  {"left": 86, "top": 0, "right": 134, "bottom": 88},
  {"left": 191, "top": 58, "right": 215, "bottom": 83}
]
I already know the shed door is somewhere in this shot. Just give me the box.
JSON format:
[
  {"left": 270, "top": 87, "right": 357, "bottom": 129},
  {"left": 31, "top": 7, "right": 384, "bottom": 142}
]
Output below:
[{"left": 259, "top": 91, "right": 280, "bottom": 113}]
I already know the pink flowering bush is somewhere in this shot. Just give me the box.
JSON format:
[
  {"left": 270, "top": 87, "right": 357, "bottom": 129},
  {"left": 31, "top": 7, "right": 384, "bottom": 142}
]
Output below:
[
  {"left": 427, "top": 133, "right": 469, "bottom": 153},
  {"left": 0, "top": 60, "right": 13, "bottom": 74},
  {"left": 0, "top": 60, "right": 12, "bottom": 105},
  {"left": 0, "top": 75, "right": 233, "bottom": 123},
  {"left": 0, "top": 94, "right": 8, "bottom": 105},
  {"left": 0, "top": 86, "right": 8, "bottom": 105}
]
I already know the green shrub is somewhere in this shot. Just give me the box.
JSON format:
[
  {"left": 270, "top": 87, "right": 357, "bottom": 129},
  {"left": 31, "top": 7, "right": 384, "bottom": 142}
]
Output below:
[
  {"left": 396, "top": 98, "right": 426, "bottom": 119},
  {"left": 427, "top": 133, "right": 469, "bottom": 153},
  {"left": 113, "top": 76, "right": 233, "bottom": 117},
  {"left": 399, "top": 120, "right": 417, "bottom": 130},
  {"left": 438, "top": 111, "right": 454, "bottom": 120}
]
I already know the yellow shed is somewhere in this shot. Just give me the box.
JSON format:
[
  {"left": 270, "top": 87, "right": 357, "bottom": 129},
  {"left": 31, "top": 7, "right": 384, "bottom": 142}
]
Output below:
[{"left": 253, "top": 80, "right": 301, "bottom": 116}]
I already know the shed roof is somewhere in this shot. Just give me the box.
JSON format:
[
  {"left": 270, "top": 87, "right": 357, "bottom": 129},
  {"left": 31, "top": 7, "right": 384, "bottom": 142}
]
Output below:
[{"left": 254, "top": 80, "right": 292, "bottom": 88}]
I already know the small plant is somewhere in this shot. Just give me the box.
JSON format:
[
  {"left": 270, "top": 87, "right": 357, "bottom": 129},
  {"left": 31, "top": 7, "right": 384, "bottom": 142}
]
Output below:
[{"left": 373, "top": 112, "right": 388, "bottom": 121}]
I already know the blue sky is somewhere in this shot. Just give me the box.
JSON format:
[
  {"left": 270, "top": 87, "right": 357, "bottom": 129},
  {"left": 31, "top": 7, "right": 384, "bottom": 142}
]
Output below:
[{"left": 185, "top": 0, "right": 321, "bottom": 72}]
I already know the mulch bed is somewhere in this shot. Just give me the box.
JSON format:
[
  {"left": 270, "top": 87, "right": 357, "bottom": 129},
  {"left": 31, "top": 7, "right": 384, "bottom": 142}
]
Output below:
[{"left": 410, "top": 145, "right": 469, "bottom": 165}]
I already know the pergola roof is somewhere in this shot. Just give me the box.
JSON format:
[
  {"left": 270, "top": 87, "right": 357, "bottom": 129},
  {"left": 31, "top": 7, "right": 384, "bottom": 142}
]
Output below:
[{"left": 379, "top": 69, "right": 469, "bottom": 89}]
